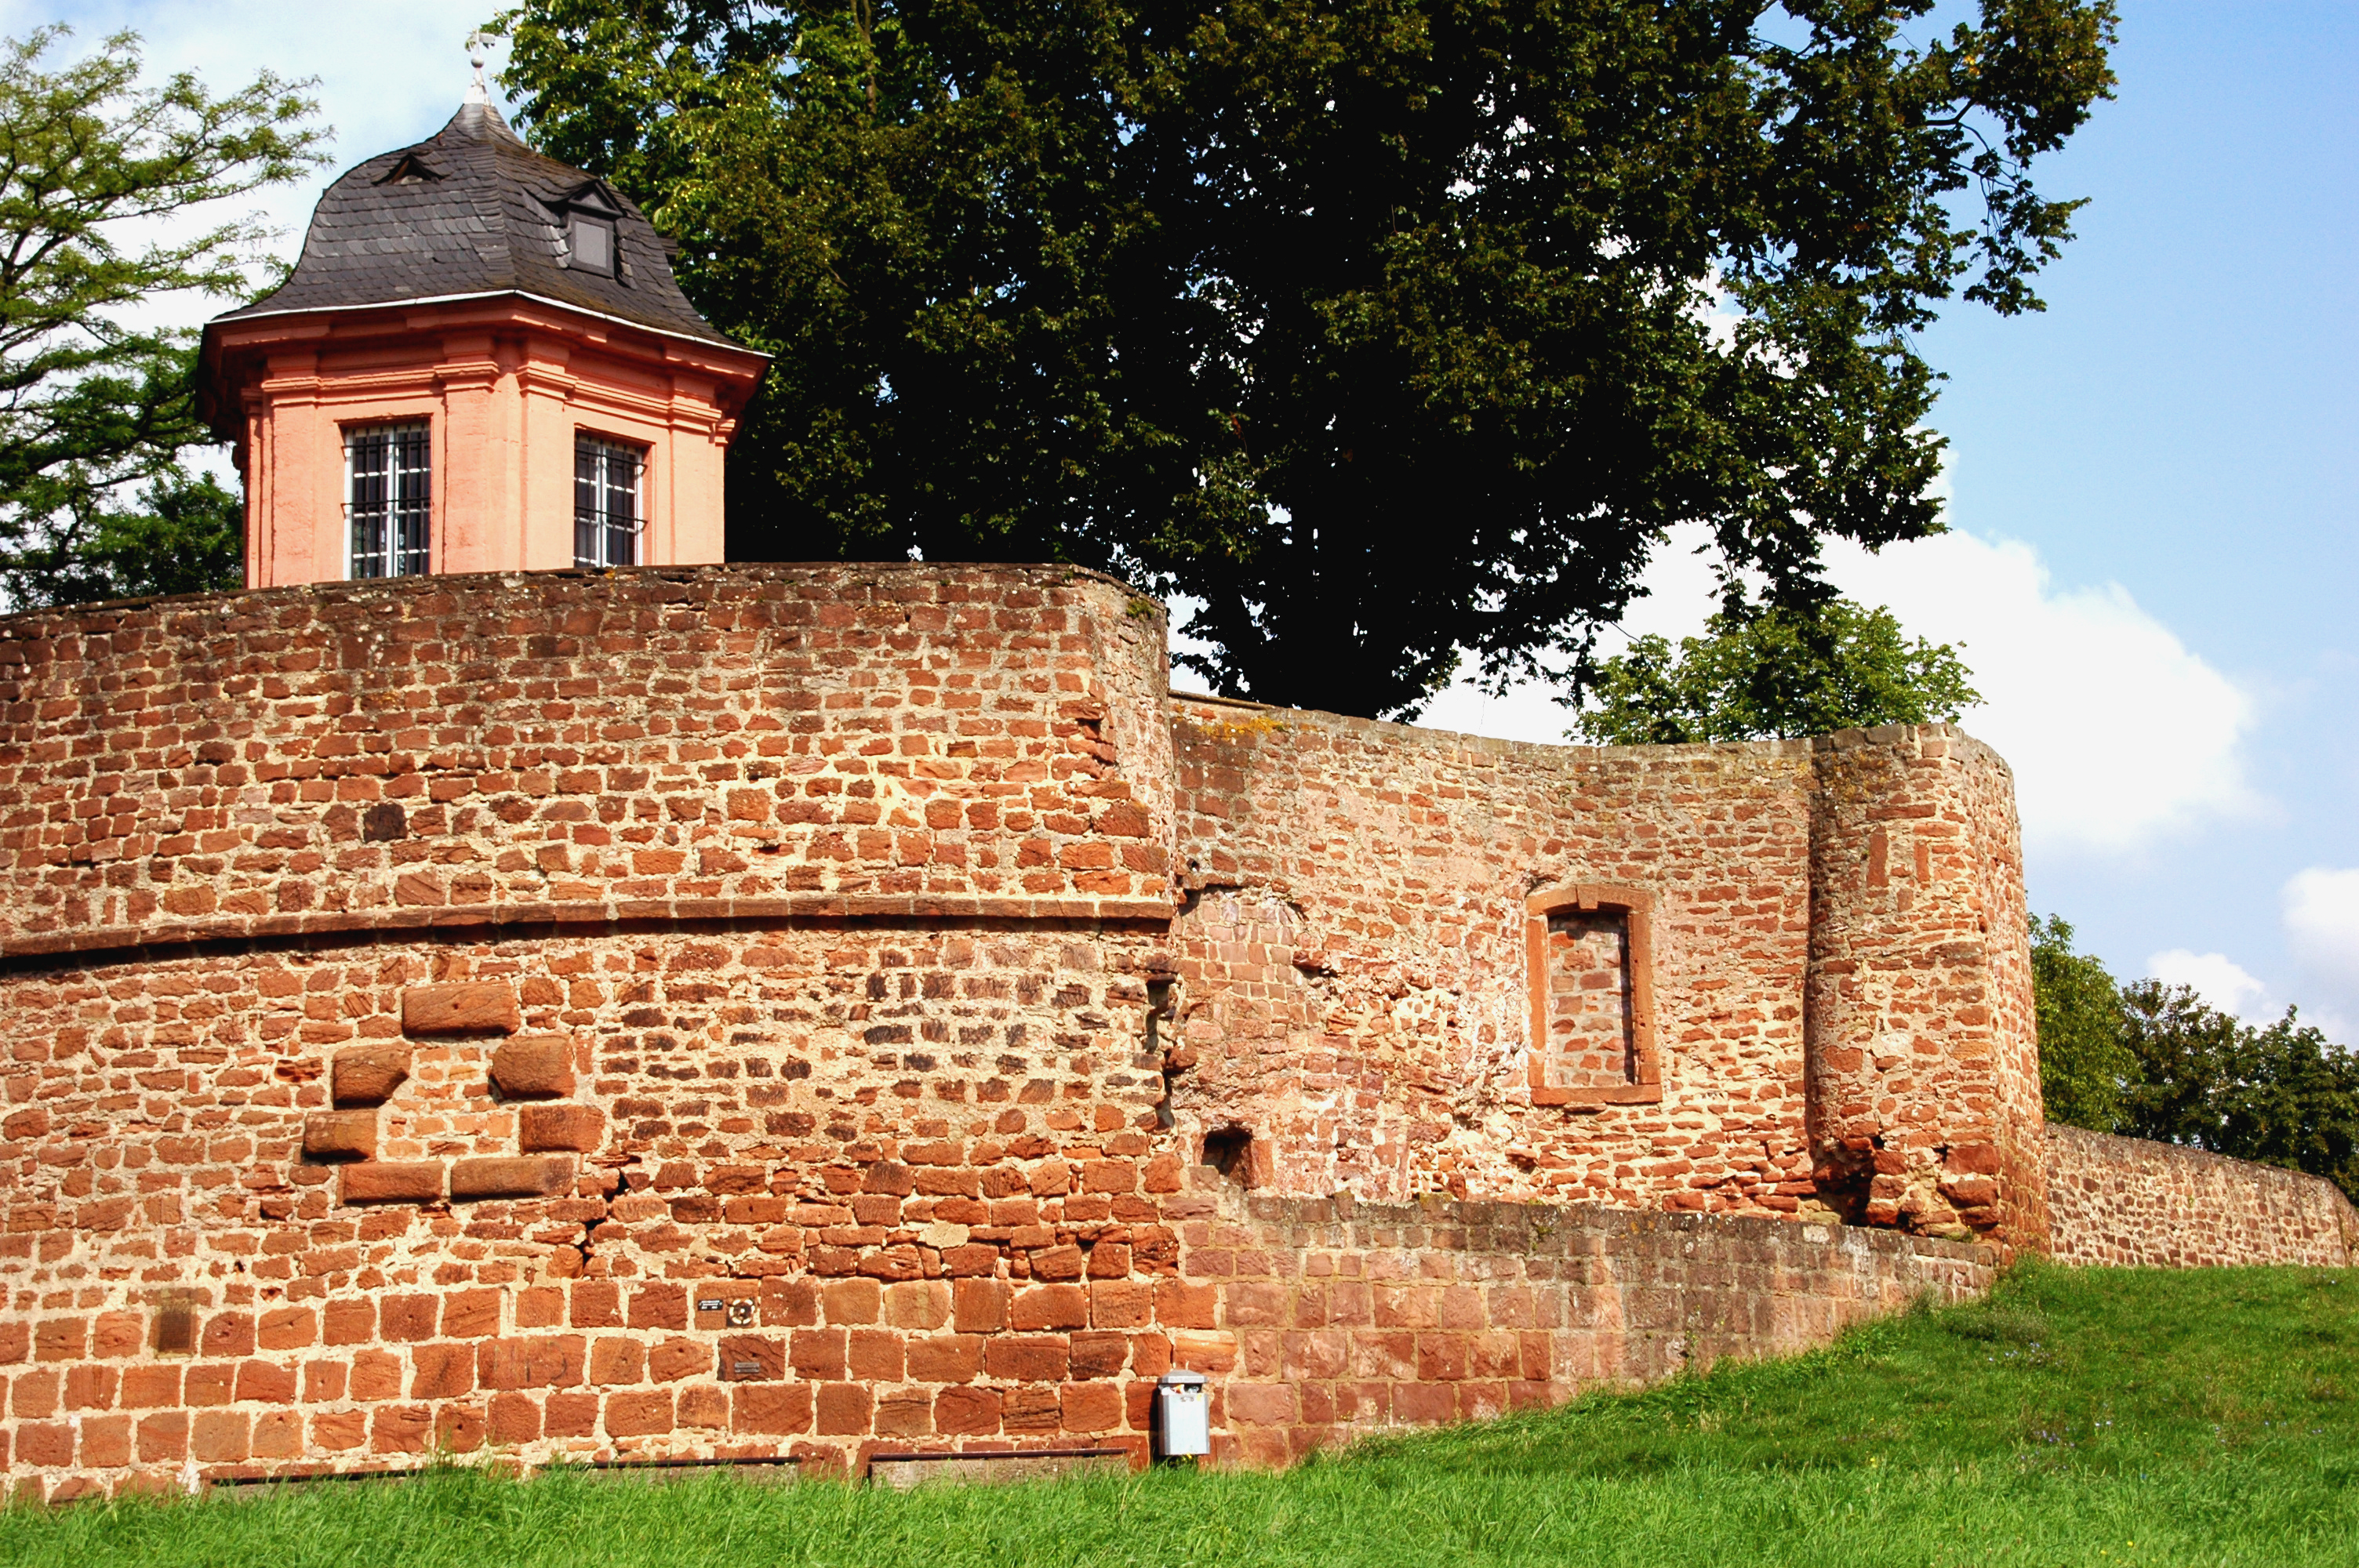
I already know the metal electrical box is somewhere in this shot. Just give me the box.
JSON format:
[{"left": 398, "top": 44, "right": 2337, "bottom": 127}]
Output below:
[{"left": 1156, "top": 1370, "right": 1210, "bottom": 1458}]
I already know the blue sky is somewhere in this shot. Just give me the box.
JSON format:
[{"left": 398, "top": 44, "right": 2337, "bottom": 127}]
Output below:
[{"left": 28, "top": 0, "right": 2358, "bottom": 1029}]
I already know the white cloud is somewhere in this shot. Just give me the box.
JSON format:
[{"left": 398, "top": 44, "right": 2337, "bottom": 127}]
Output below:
[
  {"left": 1420, "top": 521, "right": 2259, "bottom": 859},
  {"left": 2146, "top": 948, "right": 2270, "bottom": 1019},
  {"left": 1827, "top": 529, "right": 2258, "bottom": 857},
  {"left": 2281, "top": 867, "right": 2359, "bottom": 1025}
]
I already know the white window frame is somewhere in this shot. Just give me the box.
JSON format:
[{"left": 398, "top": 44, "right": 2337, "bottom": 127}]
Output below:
[
  {"left": 574, "top": 433, "right": 645, "bottom": 568},
  {"left": 344, "top": 421, "right": 431, "bottom": 579}
]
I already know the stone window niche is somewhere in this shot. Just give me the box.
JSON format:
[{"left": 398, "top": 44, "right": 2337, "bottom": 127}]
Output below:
[{"left": 1525, "top": 884, "right": 1660, "bottom": 1107}]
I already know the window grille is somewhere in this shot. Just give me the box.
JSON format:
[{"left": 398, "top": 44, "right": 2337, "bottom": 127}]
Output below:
[
  {"left": 346, "top": 423, "right": 431, "bottom": 579},
  {"left": 575, "top": 435, "right": 644, "bottom": 568}
]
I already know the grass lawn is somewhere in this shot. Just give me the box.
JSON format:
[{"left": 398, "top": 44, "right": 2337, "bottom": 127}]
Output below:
[{"left": 5, "top": 1260, "right": 2355, "bottom": 1567}]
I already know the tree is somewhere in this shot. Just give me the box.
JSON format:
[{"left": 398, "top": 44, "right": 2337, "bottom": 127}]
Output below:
[
  {"left": 2117, "top": 982, "right": 2359, "bottom": 1202},
  {"left": 0, "top": 27, "right": 325, "bottom": 610},
  {"left": 502, "top": 0, "right": 2118, "bottom": 720},
  {"left": 2027, "top": 914, "right": 2131, "bottom": 1134},
  {"left": 1572, "top": 595, "right": 1976, "bottom": 744}
]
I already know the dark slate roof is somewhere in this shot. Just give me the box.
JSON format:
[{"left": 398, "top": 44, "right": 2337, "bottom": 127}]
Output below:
[{"left": 212, "top": 101, "right": 736, "bottom": 347}]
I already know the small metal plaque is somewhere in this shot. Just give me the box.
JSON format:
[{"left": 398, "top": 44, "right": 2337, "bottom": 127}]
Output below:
[
  {"left": 696, "top": 1298, "right": 725, "bottom": 1312},
  {"left": 725, "top": 1300, "right": 756, "bottom": 1326},
  {"left": 732, "top": 1360, "right": 763, "bottom": 1378}
]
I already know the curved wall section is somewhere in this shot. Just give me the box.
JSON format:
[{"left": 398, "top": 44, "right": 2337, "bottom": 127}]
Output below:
[{"left": 0, "top": 563, "right": 1176, "bottom": 960}]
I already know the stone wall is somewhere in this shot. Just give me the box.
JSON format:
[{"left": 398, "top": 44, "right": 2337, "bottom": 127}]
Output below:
[
  {"left": 2045, "top": 1125, "right": 2356, "bottom": 1269},
  {"left": 0, "top": 561, "right": 1175, "bottom": 960},
  {"left": 0, "top": 563, "right": 2043, "bottom": 1497},
  {"left": 1168, "top": 1189, "right": 1992, "bottom": 1468},
  {"left": 1163, "top": 701, "right": 2041, "bottom": 1247}
]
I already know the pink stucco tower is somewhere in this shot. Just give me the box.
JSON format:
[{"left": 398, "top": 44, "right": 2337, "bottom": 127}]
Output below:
[{"left": 198, "top": 85, "right": 766, "bottom": 589}]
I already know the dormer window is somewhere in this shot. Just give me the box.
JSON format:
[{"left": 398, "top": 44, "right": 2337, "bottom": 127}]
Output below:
[
  {"left": 568, "top": 211, "right": 615, "bottom": 274},
  {"left": 551, "top": 183, "right": 625, "bottom": 278}
]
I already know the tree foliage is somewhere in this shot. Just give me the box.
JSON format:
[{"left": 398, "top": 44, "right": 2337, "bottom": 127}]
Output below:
[
  {"left": 2115, "top": 982, "right": 2359, "bottom": 1202},
  {"left": 0, "top": 27, "right": 325, "bottom": 609},
  {"left": 1572, "top": 595, "right": 1976, "bottom": 744},
  {"left": 500, "top": 0, "right": 2117, "bottom": 719},
  {"left": 2028, "top": 914, "right": 2132, "bottom": 1135},
  {"left": 2027, "top": 915, "right": 2359, "bottom": 1202}
]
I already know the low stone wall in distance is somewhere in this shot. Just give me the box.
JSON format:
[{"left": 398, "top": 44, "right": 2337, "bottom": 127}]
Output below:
[
  {"left": 2044, "top": 1125, "right": 2356, "bottom": 1269},
  {"left": 1174, "top": 1187, "right": 1994, "bottom": 1468}
]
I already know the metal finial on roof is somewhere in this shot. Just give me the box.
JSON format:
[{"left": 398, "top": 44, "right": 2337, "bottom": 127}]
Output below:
[{"left": 465, "top": 30, "right": 493, "bottom": 105}]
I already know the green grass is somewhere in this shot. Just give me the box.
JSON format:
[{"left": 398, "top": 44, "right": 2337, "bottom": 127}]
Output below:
[{"left": 6, "top": 1261, "right": 2356, "bottom": 1567}]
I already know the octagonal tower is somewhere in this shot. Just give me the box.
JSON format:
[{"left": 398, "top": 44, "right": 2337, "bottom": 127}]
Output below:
[{"left": 198, "top": 83, "right": 766, "bottom": 589}]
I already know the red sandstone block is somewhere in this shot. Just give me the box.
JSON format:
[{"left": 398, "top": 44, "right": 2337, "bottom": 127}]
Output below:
[
  {"left": 191, "top": 1410, "right": 250, "bottom": 1464},
  {"left": 1155, "top": 1280, "right": 1218, "bottom": 1330},
  {"left": 489, "top": 1035, "right": 576, "bottom": 1099},
  {"left": 519, "top": 1104, "right": 604, "bottom": 1152},
  {"left": 184, "top": 1364, "right": 232, "bottom": 1407},
  {"left": 630, "top": 1283, "right": 688, "bottom": 1331},
  {"left": 1392, "top": 1382, "right": 1456, "bottom": 1425},
  {"left": 93, "top": 1311, "right": 144, "bottom": 1359},
  {"left": 605, "top": 1389, "right": 674, "bottom": 1437},
  {"left": 438, "top": 1403, "right": 489, "bottom": 1454},
  {"left": 823, "top": 1279, "right": 882, "bottom": 1323},
  {"left": 875, "top": 1388, "right": 933, "bottom": 1440},
  {"left": 815, "top": 1383, "right": 873, "bottom": 1436},
  {"left": 236, "top": 1360, "right": 297, "bottom": 1404},
  {"left": 883, "top": 1281, "right": 952, "bottom": 1330},
  {"left": 442, "top": 1290, "right": 501, "bottom": 1338},
  {"left": 371, "top": 1405, "right": 434, "bottom": 1455},
  {"left": 572, "top": 1282, "right": 623, "bottom": 1329},
  {"left": 257, "top": 1307, "right": 317, "bottom": 1351},
  {"left": 544, "top": 1391, "right": 600, "bottom": 1438},
  {"left": 849, "top": 1328, "right": 904, "bottom": 1381},
  {"left": 30, "top": 1319, "right": 81, "bottom": 1365},
  {"left": 450, "top": 1156, "right": 574, "bottom": 1201},
  {"left": 351, "top": 1350, "right": 405, "bottom": 1403},
  {"left": 1030, "top": 1243, "right": 1085, "bottom": 1281},
  {"left": 1060, "top": 1381, "right": 1124, "bottom": 1432},
  {"left": 411, "top": 1344, "right": 474, "bottom": 1399},
  {"left": 734, "top": 1382, "right": 813, "bottom": 1436},
  {"left": 488, "top": 1392, "right": 542, "bottom": 1446},
  {"left": 401, "top": 982, "right": 520, "bottom": 1036},
  {"left": 253, "top": 1409, "right": 304, "bottom": 1461},
  {"left": 789, "top": 1330, "right": 846, "bottom": 1381},
  {"left": 64, "top": 1363, "right": 116, "bottom": 1410},
  {"left": 342, "top": 1162, "right": 442, "bottom": 1205},
  {"left": 761, "top": 1279, "right": 819, "bottom": 1328},
  {"left": 120, "top": 1365, "right": 179, "bottom": 1409},
  {"left": 381, "top": 1296, "right": 438, "bottom": 1342},
  {"left": 304, "top": 1110, "right": 376, "bottom": 1160},
  {"left": 589, "top": 1338, "right": 645, "bottom": 1386},
  {"left": 650, "top": 1338, "right": 707, "bottom": 1384},
  {"left": 1012, "top": 1285, "right": 1088, "bottom": 1331},
  {"left": 331, "top": 1046, "right": 412, "bottom": 1107},
  {"left": 200, "top": 1313, "right": 254, "bottom": 1359},
  {"left": 304, "top": 1362, "right": 348, "bottom": 1403},
  {"left": 79, "top": 1413, "right": 131, "bottom": 1469},
  {"left": 933, "top": 1385, "right": 1001, "bottom": 1436},
  {"left": 136, "top": 1410, "right": 187, "bottom": 1465},
  {"left": 987, "top": 1337, "right": 1070, "bottom": 1381},
  {"left": 905, "top": 1334, "right": 985, "bottom": 1384},
  {"left": 1003, "top": 1385, "right": 1061, "bottom": 1434},
  {"left": 311, "top": 1410, "right": 365, "bottom": 1451},
  {"left": 323, "top": 1298, "right": 376, "bottom": 1344}
]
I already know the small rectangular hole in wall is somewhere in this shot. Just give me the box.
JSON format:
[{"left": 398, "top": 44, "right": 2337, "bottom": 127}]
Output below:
[
  {"left": 153, "top": 1301, "right": 194, "bottom": 1355},
  {"left": 1543, "top": 910, "right": 1635, "bottom": 1090}
]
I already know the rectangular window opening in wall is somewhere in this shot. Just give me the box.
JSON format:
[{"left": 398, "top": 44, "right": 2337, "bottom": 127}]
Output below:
[
  {"left": 1525, "top": 884, "right": 1661, "bottom": 1106},
  {"left": 345, "top": 422, "right": 431, "bottom": 579},
  {"left": 575, "top": 434, "right": 644, "bottom": 568}
]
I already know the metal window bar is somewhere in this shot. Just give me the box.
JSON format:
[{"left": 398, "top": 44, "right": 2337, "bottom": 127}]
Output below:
[
  {"left": 574, "top": 436, "right": 643, "bottom": 568},
  {"left": 346, "top": 423, "right": 431, "bottom": 579}
]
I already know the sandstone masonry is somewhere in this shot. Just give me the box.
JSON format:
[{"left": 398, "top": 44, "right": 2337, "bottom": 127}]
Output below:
[{"left": 0, "top": 561, "right": 2312, "bottom": 1499}]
